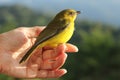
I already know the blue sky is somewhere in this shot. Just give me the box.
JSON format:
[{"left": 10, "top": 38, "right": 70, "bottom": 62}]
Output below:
[{"left": 0, "top": 0, "right": 120, "bottom": 26}]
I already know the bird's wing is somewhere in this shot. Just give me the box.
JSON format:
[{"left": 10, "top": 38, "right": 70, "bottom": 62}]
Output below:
[{"left": 34, "top": 20, "right": 70, "bottom": 46}]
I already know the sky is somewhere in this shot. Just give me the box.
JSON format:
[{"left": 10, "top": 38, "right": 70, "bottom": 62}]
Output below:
[{"left": 0, "top": 0, "right": 120, "bottom": 26}]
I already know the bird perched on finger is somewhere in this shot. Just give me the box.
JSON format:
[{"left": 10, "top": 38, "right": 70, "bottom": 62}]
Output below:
[{"left": 19, "top": 9, "right": 80, "bottom": 63}]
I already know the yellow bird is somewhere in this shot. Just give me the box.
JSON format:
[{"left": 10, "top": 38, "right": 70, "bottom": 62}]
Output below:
[{"left": 19, "top": 9, "right": 80, "bottom": 63}]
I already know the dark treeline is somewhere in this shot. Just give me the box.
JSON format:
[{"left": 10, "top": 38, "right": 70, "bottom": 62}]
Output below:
[{"left": 0, "top": 5, "right": 120, "bottom": 80}]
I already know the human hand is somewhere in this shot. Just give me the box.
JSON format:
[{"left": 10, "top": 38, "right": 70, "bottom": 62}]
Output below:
[{"left": 0, "top": 26, "right": 78, "bottom": 78}]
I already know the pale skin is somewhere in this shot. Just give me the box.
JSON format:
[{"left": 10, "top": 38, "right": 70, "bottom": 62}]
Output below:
[{"left": 0, "top": 26, "right": 78, "bottom": 78}]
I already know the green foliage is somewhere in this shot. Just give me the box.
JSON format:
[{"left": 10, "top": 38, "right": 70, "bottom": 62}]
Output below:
[{"left": 0, "top": 5, "right": 120, "bottom": 80}]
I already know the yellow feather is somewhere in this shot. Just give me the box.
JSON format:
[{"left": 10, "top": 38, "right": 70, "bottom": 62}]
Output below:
[{"left": 38, "top": 22, "right": 74, "bottom": 48}]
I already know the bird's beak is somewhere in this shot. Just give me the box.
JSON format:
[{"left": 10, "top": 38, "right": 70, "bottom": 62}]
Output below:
[{"left": 76, "top": 11, "right": 81, "bottom": 14}]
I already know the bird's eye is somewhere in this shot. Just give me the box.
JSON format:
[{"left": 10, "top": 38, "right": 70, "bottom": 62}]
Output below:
[{"left": 69, "top": 12, "right": 75, "bottom": 15}]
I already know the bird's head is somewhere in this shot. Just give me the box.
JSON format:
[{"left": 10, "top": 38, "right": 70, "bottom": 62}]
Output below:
[{"left": 55, "top": 9, "right": 80, "bottom": 22}]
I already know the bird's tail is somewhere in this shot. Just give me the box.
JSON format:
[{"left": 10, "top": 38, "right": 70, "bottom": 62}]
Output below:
[{"left": 19, "top": 45, "right": 38, "bottom": 64}]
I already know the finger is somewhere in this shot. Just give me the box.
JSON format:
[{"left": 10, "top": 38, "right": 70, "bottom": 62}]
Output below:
[
  {"left": 43, "top": 50, "right": 56, "bottom": 60},
  {"left": 43, "top": 44, "right": 65, "bottom": 60},
  {"left": 66, "top": 43, "right": 78, "bottom": 52},
  {"left": 41, "top": 53, "right": 67, "bottom": 70},
  {"left": 37, "top": 69, "right": 67, "bottom": 78},
  {"left": 32, "top": 45, "right": 66, "bottom": 69},
  {"left": 26, "top": 26, "right": 45, "bottom": 38},
  {"left": 28, "top": 48, "right": 42, "bottom": 64},
  {"left": 42, "top": 43, "right": 78, "bottom": 60}
]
